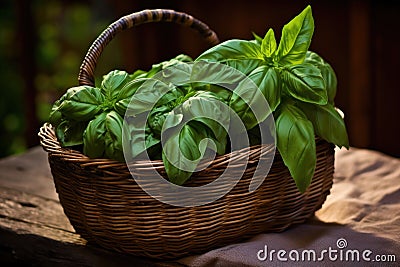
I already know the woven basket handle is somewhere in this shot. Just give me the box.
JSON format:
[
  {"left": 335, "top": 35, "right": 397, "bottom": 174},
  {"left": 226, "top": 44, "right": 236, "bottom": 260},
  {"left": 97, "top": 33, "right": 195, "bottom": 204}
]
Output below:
[{"left": 78, "top": 9, "right": 219, "bottom": 86}]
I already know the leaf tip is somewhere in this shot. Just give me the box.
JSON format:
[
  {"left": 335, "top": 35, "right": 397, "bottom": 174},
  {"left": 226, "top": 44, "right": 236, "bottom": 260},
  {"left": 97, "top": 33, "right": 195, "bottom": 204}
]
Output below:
[{"left": 302, "top": 5, "right": 312, "bottom": 16}]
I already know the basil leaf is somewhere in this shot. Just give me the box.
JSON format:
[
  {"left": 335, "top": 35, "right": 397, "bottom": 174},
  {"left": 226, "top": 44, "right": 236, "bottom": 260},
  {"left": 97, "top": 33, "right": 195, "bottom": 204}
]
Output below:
[
  {"left": 162, "top": 122, "right": 212, "bottom": 185},
  {"left": 181, "top": 91, "right": 229, "bottom": 150},
  {"left": 247, "top": 65, "right": 281, "bottom": 111},
  {"left": 117, "top": 79, "right": 147, "bottom": 101},
  {"left": 49, "top": 104, "right": 63, "bottom": 127},
  {"left": 282, "top": 63, "right": 327, "bottom": 105},
  {"left": 124, "top": 79, "right": 171, "bottom": 116},
  {"left": 196, "top": 39, "right": 264, "bottom": 75},
  {"left": 83, "top": 111, "right": 126, "bottom": 161},
  {"left": 50, "top": 86, "right": 94, "bottom": 125},
  {"left": 55, "top": 120, "right": 87, "bottom": 147},
  {"left": 114, "top": 98, "right": 131, "bottom": 117},
  {"left": 276, "top": 102, "right": 316, "bottom": 193},
  {"left": 229, "top": 72, "right": 274, "bottom": 130},
  {"left": 261, "top": 28, "right": 277, "bottom": 58},
  {"left": 148, "top": 105, "right": 170, "bottom": 136},
  {"left": 83, "top": 112, "right": 107, "bottom": 158},
  {"left": 58, "top": 86, "right": 104, "bottom": 121},
  {"left": 199, "top": 121, "right": 227, "bottom": 155},
  {"left": 114, "top": 79, "right": 148, "bottom": 115},
  {"left": 224, "top": 59, "right": 265, "bottom": 76},
  {"left": 174, "top": 54, "right": 193, "bottom": 63},
  {"left": 128, "top": 69, "right": 147, "bottom": 80},
  {"left": 275, "top": 5, "right": 314, "bottom": 65},
  {"left": 104, "top": 111, "right": 124, "bottom": 162},
  {"left": 305, "top": 51, "right": 337, "bottom": 104},
  {"left": 162, "top": 140, "right": 191, "bottom": 186},
  {"left": 320, "top": 64, "right": 337, "bottom": 104},
  {"left": 298, "top": 102, "right": 349, "bottom": 148},
  {"left": 252, "top": 32, "right": 263, "bottom": 45},
  {"left": 101, "top": 70, "right": 129, "bottom": 100},
  {"left": 162, "top": 112, "right": 184, "bottom": 132},
  {"left": 305, "top": 50, "right": 324, "bottom": 65},
  {"left": 147, "top": 54, "right": 193, "bottom": 78},
  {"left": 198, "top": 39, "right": 263, "bottom": 62},
  {"left": 191, "top": 60, "right": 245, "bottom": 85},
  {"left": 126, "top": 113, "right": 162, "bottom": 159},
  {"left": 160, "top": 61, "right": 192, "bottom": 86},
  {"left": 207, "top": 84, "right": 232, "bottom": 103}
]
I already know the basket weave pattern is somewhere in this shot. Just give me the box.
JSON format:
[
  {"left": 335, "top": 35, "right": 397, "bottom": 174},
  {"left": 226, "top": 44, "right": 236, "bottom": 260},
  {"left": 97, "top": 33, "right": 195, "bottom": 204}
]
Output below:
[
  {"left": 39, "top": 124, "right": 334, "bottom": 259},
  {"left": 39, "top": 9, "right": 335, "bottom": 259}
]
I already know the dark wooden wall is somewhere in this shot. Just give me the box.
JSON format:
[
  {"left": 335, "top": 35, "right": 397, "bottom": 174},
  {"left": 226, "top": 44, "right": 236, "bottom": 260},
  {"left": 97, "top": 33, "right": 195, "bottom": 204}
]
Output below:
[
  {"left": 14, "top": 0, "right": 398, "bottom": 157},
  {"left": 104, "top": 0, "right": 399, "bottom": 157}
]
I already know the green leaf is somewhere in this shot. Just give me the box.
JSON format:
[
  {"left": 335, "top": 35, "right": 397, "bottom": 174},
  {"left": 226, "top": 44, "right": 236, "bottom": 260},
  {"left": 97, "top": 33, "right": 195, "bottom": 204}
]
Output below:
[
  {"left": 58, "top": 86, "right": 104, "bottom": 121},
  {"left": 196, "top": 39, "right": 264, "bottom": 75},
  {"left": 305, "top": 51, "right": 337, "bottom": 104},
  {"left": 197, "top": 39, "right": 263, "bottom": 62},
  {"left": 160, "top": 61, "right": 192, "bottom": 86},
  {"left": 83, "top": 112, "right": 107, "bottom": 158},
  {"left": 50, "top": 86, "right": 96, "bottom": 125},
  {"left": 181, "top": 91, "right": 229, "bottom": 152},
  {"left": 55, "top": 120, "right": 87, "bottom": 147},
  {"left": 247, "top": 65, "right": 281, "bottom": 111},
  {"left": 162, "top": 122, "right": 212, "bottom": 185},
  {"left": 83, "top": 111, "right": 126, "bottom": 161},
  {"left": 261, "top": 28, "right": 277, "bottom": 58},
  {"left": 126, "top": 113, "right": 163, "bottom": 159},
  {"left": 252, "top": 32, "right": 263, "bottom": 45},
  {"left": 49, "top": 105, "right": 62, "bottom": 127},
  {"left": 101, "top": 70, "right": 129, "bottom": 100},
  {"left": 147, "top": 54, "right": 193, "bottom": 78},
  {"left": 124, "top": 79, "right": 171, "bottom": 116},
  {"left": 298, "top": 102, "right": 349, "bottom": 148},
  {"left": 282, "top": 63, "right": 327, "bottom": 105},
  {"left": 276, "top": 102, "right": 316, "bottom": 193},
  {"left": 199, "top": 121, "right": 227, "bottom": 155},
  {"left": 117, "top": 79, "right": 147, "bottom": 101},
  {"left": 148, "top": 105, "right": 172, "bottom": 137},
  {"left": 104, "top": 111, "right": 124, "bottom": 161},
  {"left": 224, "top": 59, "right": 264, "bottom": 76},
  {"left": 229, "top": 69, "right": 275, "bottom": 130},
  {"left": 114, "top": 79, "right": 148, "bottom": 115},
  {"left": 191, "top": 60, "right": 245, "bottom": 86},
  {"left": 128, "top": 69, "right": 148, "bottom": 80},
  {"left": 162, "top": 112, "right": 184, "bottom": 132},
  {"left": 275, "top": 5, "right": 314, "bottom": 65},
  {"left": 206, "top": 84, "right": 232, "bottom": 103}
]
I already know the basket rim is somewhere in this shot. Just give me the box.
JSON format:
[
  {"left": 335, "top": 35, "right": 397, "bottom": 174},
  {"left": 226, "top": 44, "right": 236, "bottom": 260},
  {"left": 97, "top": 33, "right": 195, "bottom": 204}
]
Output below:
[{"left": 38, "top": 122, "right": 277, "bottom": 168}]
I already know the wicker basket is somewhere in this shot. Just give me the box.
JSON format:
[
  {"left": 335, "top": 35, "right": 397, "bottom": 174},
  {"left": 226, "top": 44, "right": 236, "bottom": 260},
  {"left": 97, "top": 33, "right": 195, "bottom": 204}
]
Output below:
[{"left": 38, "top": 9, "right": 335, "bottom": 259}]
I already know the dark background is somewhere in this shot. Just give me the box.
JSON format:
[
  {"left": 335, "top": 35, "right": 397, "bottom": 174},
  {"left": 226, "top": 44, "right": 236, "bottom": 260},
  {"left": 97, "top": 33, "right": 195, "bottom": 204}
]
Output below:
[{"left": 1, "top": 0, "right": 399, "bottom": 157}]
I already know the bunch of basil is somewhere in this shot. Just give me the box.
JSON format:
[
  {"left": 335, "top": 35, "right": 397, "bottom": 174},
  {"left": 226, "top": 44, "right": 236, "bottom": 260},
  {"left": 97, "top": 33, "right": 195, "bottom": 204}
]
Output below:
[
  {"left": 50, "top": 5, "right": 348, "bottom": 193},
  {"left": 195, "top": 5, "right": 348, "bottom": 192},
  {"left": 49, "top": 54, "right": 193, "bottom": 162}
]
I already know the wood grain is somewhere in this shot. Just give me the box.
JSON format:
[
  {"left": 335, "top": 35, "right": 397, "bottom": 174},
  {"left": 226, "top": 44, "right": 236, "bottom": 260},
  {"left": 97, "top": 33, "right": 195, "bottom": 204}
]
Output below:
[{"left": 0, "top": 186, "right": 183, "bottom": 266}]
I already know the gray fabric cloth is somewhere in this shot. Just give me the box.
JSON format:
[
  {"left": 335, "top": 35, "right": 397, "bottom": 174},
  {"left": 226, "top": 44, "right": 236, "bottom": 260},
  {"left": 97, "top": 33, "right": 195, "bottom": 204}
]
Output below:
[{"left": 178, "top": 148, "right": 400, "bottom": 266}]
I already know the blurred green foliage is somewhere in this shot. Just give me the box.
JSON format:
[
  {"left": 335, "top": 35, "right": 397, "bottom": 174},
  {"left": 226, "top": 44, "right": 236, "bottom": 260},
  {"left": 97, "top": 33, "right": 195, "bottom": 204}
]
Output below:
[
  {"left": 0, "top": 0, "right": 122, "bottom": 157},
  {"left": 0, "top": 0, "right": 24, "bottom": 156}
]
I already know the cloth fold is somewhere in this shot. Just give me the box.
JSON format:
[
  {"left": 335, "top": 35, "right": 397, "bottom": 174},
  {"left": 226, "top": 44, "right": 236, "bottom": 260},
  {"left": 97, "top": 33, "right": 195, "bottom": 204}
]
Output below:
[{"left": 179, "top": 148, "right": 400, "bottom": 266}]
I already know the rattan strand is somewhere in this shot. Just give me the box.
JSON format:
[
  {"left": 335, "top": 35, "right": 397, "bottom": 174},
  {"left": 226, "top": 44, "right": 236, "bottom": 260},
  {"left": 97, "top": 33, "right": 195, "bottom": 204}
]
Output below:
[{"left": 78, "top": 9, "right": 219, "bottom": 87}]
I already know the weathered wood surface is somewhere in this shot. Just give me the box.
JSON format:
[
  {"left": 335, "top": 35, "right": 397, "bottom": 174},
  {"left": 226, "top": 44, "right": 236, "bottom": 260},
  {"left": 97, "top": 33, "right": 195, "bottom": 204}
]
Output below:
[
  {"left": 0, "top": 186, "right": 184, "bottom": 266},
  {"left": 0, "top": 147, "right": 57, "bottom": 200},
  {"left": 0, "top": 148, "right": 183, "bottom": 266}
]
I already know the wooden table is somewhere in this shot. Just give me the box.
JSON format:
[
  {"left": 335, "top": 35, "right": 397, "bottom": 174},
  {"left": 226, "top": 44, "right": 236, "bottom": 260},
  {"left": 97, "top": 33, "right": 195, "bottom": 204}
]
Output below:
[
  {"left": 1, "top": 147, "right": 399, "bottom": 266},
  {"left": 0, "top": 147, "right": 182, "bottom": 266}
]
